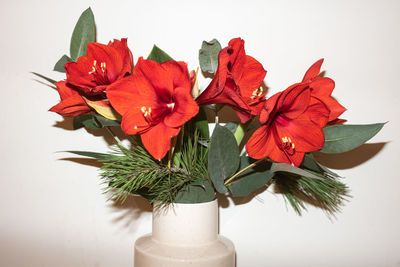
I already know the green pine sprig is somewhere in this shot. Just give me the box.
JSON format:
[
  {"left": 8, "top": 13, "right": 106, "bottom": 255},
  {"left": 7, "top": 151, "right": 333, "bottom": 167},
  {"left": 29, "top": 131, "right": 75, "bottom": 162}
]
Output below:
[
  {"left": 100, "top": 131, "right": 210, "bottom": 205},
  {"left": 273, "top": 171, "right": 350, "bottom": 216}
]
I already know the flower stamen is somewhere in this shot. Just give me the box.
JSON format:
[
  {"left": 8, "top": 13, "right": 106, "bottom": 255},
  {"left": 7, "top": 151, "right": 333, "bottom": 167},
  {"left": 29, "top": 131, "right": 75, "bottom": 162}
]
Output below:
[
  {"left": 141, "top": 106, "right": 152, "bottom": 119},
  {"left": 250, "top": 86, "right": 264, "bottom": 100},
  {"left": 166, "top": 102, "right": 175, "bottom": 110}
]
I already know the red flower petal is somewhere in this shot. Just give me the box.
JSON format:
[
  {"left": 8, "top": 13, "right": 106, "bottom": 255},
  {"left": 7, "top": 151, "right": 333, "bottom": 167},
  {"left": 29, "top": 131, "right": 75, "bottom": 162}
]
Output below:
[
  {"left": 237, "top": 55, "right": 267, "bottom": 99},
  {"left": 227, "top": 38, "right": 246, "bottom": 79},
  {"left": 65, "top": 57, "right": 98, "bottom": 90},
  {"left": 49, "top": 81, "right": 91, "bottom": 117},
  {"left": 134, "top": 58, "right": 174, "bottom": 102},
  {"left": 278, "top": 84, "right": 310, "bottom": 120},
  {"left": 65, "top": 38, "right": 133, "bottom": 95},
  {"left": 161, "top": 61, "right": 191, "bottom": 91},
  {"left": 107, "top": 73, "right": 158, "bottom": 117},
  {"left": 302, "top": 58, "right": 324, "bottom": 82},
  {"left": 259, "top": 92, "right": 281, "bottom": 124},
  {"left": 320, "top": 95, "right": 347, "bottom": 122},
  {"left": 164, "top": 87, "right": 199, "bottom": 128},
  {"left": 246, "top": 125, "right": 275, "bottom": 159},
  {"left": 305, "top": 97, "right": 330, "bottom": 128},
  {"left": 141, "top": 123, "right": 180, "bottom": 160},
  {"left": 309, "top": 76, "right": 335, "bottom": 97}
]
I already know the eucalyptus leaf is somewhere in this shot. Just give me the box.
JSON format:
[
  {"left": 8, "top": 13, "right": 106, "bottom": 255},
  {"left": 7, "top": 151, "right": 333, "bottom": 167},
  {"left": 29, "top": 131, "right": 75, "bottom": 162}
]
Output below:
[
  {"left": 73, "top": 114, "right": 100, "bottom": 129},
  {"left": 53, "top": 55, "right": 73, "bottom": 72},
  {"left": 64, "top": 150, "right": 111, "bottom": 160},
  {"left": 73, "top": 114, "right": 120, "bottom": 130},
  {"left": 147, "top": 45, "right": 174, "bottom": 63},
  {"left": 224, "top": 122, "right": 239, "bottom": 135},
  {"left": 94, "top": 114, "right": 121, "bottom": 127},
  {"left": 321, "top": 123, "right": 385, "bottom": 154},
  {"left": 228, "top": 157, "right": 273, "bottom": 197},
  {"left": 199, "top": 39, "right": 222, "bottom": 74},
  {"left": 31, "top": 72, "right": 56, "bottom": 84},
  {"left": 70, "top": 7, "right": 96, "bottom": 61},
  {"left": 174, "top": 179, "right": 215, "bottom": 203},
  {"left": 208, "top": 124, "right": 240, "bottom": 194}
]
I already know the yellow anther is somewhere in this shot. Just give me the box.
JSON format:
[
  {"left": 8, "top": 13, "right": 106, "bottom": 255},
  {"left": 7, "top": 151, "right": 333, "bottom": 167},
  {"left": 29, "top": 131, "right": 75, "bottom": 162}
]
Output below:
[
  {"left": 88, "top": 60, "right": 98, "bottom": 75},
  {"left": 251, "top": 86, "right": 263, "bottom": 99},
  {"left": 101, "top": 62, "right": 106, "bottom": 72},
  {"left": 141, "top": 106, "right": 152, "bottom": 118}
]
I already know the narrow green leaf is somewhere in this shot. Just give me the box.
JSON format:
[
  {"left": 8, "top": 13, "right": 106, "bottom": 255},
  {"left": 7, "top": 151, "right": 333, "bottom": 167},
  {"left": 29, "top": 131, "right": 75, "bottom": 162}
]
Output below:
[
  {"left": 194, "top": 107, "right": 209, "bottom": 139},
  {"left": 228, "top": 156, "right": 273, "bottom": 197},
  {"left": 73, "top": 114, "right": 100, "bottom": 129},
  {"left": 199, "top": 39, "right": 222, "bottom": 74},
  {"left": 70, "top": 7, "right": 96, "bottom": 60},
  {"left": 31, "top": 72, "right": 56, "bottom": 84},
  {"left": 270, "top": 162, "right": 323, "bottom": 180},
  {"left": 73, "top": 114, "right": 120, "bottom": 130},
  {"left": 53, "top": 54, "right": 73, "bottom": 72},
  {"left": 321, "top": 123, "right": 385, "bottom": 154},
  {"left": 64, "top": 150, "right": 111, "bottom": 160},
  {"left": 208, "top": 124, "right": 240, "bottom": 194},
  {"left": 147, "top": 45, "right": 174, "bottom": 63},
  {"left": 174, "top": 179, "right": 215, "bottom": 203}
]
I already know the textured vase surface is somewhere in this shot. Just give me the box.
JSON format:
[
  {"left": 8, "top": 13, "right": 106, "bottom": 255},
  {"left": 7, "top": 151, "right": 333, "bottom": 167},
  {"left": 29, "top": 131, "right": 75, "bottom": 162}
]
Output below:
[{"left": 134, "top": 199, "right": 235, "bottom": 267}]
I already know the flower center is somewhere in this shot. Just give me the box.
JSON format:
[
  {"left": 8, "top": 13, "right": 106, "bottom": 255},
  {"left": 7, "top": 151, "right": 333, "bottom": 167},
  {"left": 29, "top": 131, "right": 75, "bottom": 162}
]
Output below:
[
  {"left": 250, "top": 86, "right": 264, "bottom": 100},
  {"left": 88, "top": 60, "right": 110, "bottom": 85},
  {"left": 281, "top": 136, "right": 295, "bottom": 153},
  {"left": 166, "top": 102, "right": 175, "bottom": 110}
]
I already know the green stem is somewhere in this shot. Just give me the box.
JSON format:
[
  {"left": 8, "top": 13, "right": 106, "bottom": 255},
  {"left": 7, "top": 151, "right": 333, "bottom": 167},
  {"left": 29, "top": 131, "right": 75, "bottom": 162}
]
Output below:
[
  {"left": 224, "top": 158, "right": 266, "bottom": 186},
  {"left": 168, "top": 135, "right": 178, "bottom": 169}
]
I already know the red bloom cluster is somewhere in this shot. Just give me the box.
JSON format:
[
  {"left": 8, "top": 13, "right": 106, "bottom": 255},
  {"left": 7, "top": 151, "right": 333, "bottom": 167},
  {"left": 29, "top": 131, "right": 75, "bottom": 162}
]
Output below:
[
  {"left": 50, "top": 37, "right": 345, "bottom": 165},
  {"left": 50, "top": 39, "right": 133, "bottom": 117},
  {"left": 107, "top": 58, "right": 199, "bottom": 160},
  {"left": 196, "top": 38, "right": 267, "bottom": 123},
  {"left": 245, "top": 59, "right": 346, "bottom": 166}
]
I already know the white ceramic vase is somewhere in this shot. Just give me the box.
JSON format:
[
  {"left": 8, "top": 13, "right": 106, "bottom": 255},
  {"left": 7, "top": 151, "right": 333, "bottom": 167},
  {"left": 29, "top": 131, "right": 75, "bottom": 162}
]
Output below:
[{"left": 134, "top": 199, "right": 235, "bottom": 267}]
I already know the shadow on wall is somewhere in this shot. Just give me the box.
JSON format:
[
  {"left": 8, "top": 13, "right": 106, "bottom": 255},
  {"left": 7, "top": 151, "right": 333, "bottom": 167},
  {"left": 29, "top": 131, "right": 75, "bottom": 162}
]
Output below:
[
  {"left": 108, "top": 194, "right": 153, "bottom": 232},
  {"left": 313, "top": 142, "right": 387, "bottom": 169}
]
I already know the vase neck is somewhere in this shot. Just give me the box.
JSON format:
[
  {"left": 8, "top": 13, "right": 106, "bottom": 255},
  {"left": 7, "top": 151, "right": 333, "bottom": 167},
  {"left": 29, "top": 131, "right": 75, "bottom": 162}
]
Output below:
[{"left": 152, "top": 199, "right": 218, "bottom": 246}]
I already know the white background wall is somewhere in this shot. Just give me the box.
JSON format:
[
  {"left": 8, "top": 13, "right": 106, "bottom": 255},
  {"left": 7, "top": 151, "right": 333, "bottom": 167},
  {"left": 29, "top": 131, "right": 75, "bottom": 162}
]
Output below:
[{"left": 0, "top": 0, "right": 398, "bottom": 266}]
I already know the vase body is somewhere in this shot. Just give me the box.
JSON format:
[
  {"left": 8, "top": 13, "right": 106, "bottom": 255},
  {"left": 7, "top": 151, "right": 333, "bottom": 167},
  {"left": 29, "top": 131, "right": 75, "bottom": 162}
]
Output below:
[{"left": 134, "top": 199, "right": 235, "bottom": 267}]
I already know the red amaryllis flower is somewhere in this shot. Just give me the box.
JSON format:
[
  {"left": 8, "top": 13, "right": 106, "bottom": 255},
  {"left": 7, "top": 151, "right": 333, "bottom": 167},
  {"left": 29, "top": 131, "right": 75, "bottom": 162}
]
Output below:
[
  {"left": 65, "top": 38, "right": 133, "bottom": 96},
  {"left": 302, "top": 59, "right": 346, "bottom": 122},
  {"left": 246, "top": 83, "right": 329, "bottom": 166},
  {"left": 107, "top": 58, "right": 199, "bottom": 160},
  {"left": 49, "top": 81, "right": 91, "bottom": 117},
  {"left": 196, "top": 38, "right": 267, "bottom": 123}
]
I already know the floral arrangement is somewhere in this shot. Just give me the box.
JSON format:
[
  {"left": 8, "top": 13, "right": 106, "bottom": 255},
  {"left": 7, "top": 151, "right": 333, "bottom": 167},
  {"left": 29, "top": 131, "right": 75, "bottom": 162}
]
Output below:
[{"left": 35, "top": 8, "right": 384, "bottom": 215}]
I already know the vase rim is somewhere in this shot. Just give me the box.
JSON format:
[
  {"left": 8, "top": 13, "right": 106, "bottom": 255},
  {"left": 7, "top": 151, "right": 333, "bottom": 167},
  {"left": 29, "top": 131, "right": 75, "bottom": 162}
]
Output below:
[{"left": 154, "top": 198, "right": 217, "bottom": 207}]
